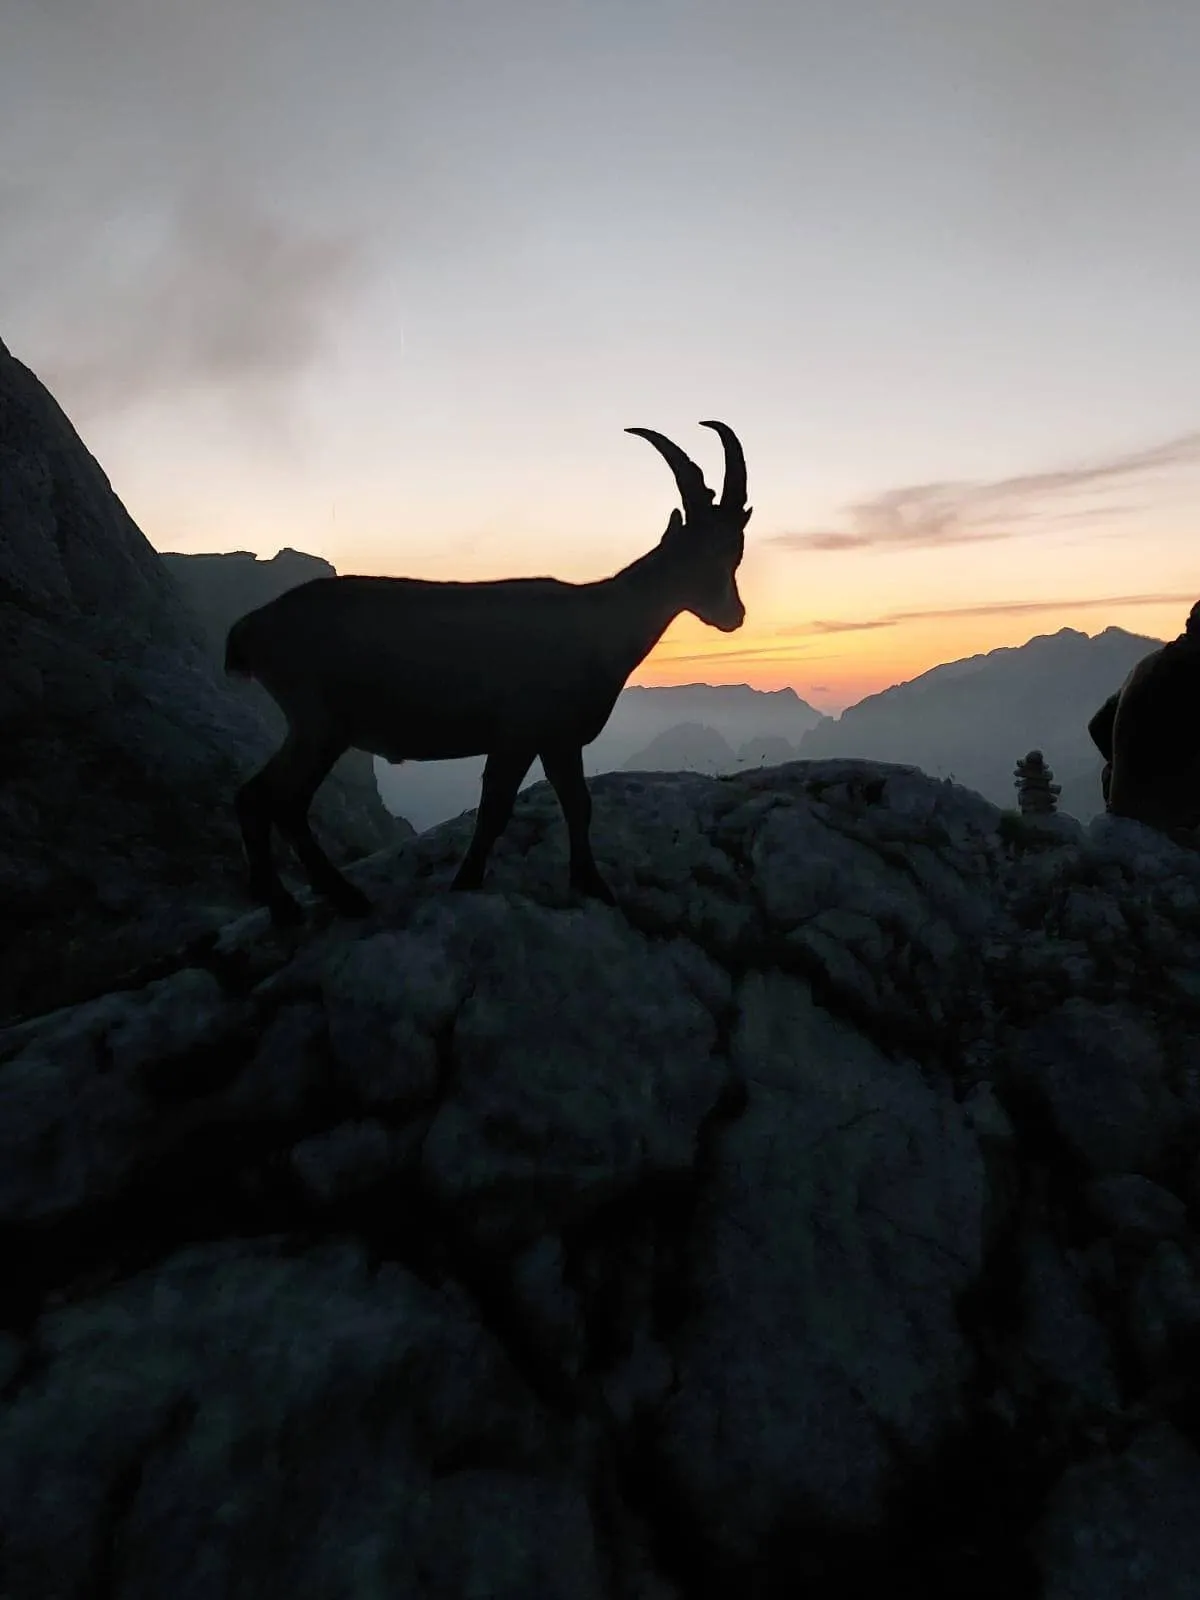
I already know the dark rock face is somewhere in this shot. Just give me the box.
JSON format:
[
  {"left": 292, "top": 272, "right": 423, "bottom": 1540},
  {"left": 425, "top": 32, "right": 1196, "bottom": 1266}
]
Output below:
[
  {"left": 4, "top": 757, "right": 1200, "bottom": 1596},
  {"left": 0, "top": 335, "right": 406, "bottom": 1023}
]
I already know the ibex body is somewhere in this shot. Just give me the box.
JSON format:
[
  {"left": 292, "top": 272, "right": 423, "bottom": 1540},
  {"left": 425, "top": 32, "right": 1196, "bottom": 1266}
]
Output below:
[{"left": 225, "top": 421, "right": 751, "bottom": 924}]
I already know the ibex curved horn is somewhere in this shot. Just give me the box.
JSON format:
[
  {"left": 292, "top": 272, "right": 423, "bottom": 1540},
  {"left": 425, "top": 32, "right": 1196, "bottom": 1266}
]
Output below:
[
  {"left": 699, "top": 420, "right": 748, "bottom": 514},
  {"left": 625, "top": 427, "right": 714, "bottom": 515}
]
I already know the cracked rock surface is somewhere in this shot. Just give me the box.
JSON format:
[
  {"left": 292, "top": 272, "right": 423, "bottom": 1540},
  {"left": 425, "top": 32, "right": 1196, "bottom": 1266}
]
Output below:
[{"left": 3, "top": 759, "right": 1200, "bottom": 1597}]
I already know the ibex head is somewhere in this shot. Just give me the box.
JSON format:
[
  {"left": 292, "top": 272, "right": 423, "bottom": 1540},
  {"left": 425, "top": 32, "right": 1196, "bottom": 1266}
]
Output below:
[{"left": 627, "top": 420, "right": 751, "bottom": 633}]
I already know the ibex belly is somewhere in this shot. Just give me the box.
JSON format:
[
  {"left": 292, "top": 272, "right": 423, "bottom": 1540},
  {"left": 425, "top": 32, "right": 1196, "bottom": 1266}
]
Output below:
[{"left": 333, "top": 668, "right": 608, "bottom": 764}]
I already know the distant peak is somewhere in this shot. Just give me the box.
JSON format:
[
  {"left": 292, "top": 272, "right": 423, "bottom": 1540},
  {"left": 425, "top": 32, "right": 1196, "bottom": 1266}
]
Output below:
[{"left": 628, "top": 681, "right": 805, "bottom": 705}]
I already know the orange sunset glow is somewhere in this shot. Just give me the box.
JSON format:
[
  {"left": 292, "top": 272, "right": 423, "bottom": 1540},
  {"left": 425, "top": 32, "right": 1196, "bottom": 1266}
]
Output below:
[{"left": 5, "top": 1, "right": 1199, "bottom": 717}]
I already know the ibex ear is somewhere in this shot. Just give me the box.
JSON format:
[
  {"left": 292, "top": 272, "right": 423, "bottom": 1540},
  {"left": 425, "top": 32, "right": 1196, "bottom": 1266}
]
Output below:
[
  {"left": 743, "top": 506, "right": 754, "bottom": 526},
  {"left": 664, "top": 508, "right": 685, "bottom": 537}
]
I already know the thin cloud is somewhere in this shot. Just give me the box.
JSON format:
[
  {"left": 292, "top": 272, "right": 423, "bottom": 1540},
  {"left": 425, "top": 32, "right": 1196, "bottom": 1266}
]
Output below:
[
  {"left": 800, "top": 617, "right": 896, "bottom": 636},
  {"left": 777, "top": 589, "right": 1196, "bottom": 640},
  {"left": 775, "top": 432, "right": 1200, "bottom": 552},
  {"left": 653, "top": 645, "right": 841, "bottom": 667},
  {"left": 39, "top": 189, "right": 367, "bottom": 423}
]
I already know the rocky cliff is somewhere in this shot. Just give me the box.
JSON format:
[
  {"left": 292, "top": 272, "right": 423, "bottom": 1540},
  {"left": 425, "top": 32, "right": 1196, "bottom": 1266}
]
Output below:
[
  {"left": 0, "top": 336, "right": 407, "bottom": 1023},
  {"left": 3, "top": 757, "right": 1199, "bottom": 1598}
]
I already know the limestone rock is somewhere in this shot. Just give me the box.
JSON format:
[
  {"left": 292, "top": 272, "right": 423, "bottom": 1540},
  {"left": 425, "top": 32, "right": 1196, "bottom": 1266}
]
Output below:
[{"left": 4, "top": 754, "right": 1200, "bottom": 1593}]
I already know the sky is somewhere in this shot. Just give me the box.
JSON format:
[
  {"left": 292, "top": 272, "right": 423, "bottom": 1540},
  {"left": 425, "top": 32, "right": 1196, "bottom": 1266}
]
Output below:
[{"left": 3, "top": 0, "right": 1199, "bottom": 713}]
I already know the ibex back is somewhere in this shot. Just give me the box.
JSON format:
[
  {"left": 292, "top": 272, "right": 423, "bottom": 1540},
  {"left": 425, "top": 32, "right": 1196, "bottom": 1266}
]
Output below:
[{"left": 225, "top": 420, "right": 752, "bottom": 924}]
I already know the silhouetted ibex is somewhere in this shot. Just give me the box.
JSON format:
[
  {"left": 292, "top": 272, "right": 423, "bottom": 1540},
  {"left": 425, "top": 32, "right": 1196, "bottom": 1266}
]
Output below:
[{"left": 225, "top": 421, "right": 752, "bottom": 924}]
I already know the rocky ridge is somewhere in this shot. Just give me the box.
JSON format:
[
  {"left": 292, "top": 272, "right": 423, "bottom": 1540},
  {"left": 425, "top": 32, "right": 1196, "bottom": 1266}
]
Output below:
[{"left": 3, "top": 757, "right": 1200, "bottom": 1597}]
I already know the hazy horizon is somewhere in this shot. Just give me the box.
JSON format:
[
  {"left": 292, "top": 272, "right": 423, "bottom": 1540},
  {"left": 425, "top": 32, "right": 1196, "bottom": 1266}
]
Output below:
[{"left": 4, "top": 1, "right": 1199, "bottom": 710}]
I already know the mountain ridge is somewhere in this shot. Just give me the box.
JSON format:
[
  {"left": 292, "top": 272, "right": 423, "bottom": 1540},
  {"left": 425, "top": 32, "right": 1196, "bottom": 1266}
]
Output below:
[
  {"left": 795, "top": 622, "right": 1162, "bottom": 820},
  {"left": 819, "top": 624, "right": 1161, "bottom": 721}
]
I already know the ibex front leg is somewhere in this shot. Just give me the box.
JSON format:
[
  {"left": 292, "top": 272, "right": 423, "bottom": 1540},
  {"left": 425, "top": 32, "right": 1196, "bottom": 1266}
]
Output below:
[
  {"left": 541, "top": 743, "right": 616, "bottom": 904},
  {"left": 451, "top": 747, "right": 536, "bottom": 891}
]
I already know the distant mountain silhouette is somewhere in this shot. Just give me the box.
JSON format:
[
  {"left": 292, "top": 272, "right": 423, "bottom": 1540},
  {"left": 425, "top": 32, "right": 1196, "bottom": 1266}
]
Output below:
[
  {"left": 603, "top": 683, "right": 824, "bottom": 765},
  {"left": 796, "top": 625, "right": 1162, "bottom": 820},
  {"left": 622, "top": 722, "right": 739, "bottom": 775},
  {"left": 734, "top": 733, "right": 800, "bottom": 768},
  {"left": 622, "top": 724, "right": 804, "bottom": 776}
]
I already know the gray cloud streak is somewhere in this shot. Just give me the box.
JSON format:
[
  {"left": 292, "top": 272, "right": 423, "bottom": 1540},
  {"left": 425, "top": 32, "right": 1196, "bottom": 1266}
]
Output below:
[
  {"left": 777, "top": 589, "right": 1196, "bottom": 639},
  {"left": 653, "top": 645, "right": 840, "bottom": 667},
  {"left": 775, "top": 432, "right": 1200, "bottom": 553}
]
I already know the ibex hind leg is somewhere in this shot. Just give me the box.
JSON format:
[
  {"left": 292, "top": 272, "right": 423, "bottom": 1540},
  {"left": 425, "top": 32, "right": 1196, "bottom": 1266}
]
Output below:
[
  {"left": 272, "top": 737, "right": 373, "bottom": 917},
  {"left": 234, "top": 764, "right": 304, "bottom": 926},
  {"left": 451, "top": 747, "right": 536, "bottom": 891},
  {"left": 541, "top": 743, "right": 617, "bottom": 905}
]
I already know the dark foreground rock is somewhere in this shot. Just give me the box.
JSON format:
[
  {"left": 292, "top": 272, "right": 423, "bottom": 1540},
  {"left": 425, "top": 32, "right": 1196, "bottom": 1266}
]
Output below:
[
  {"left": 0, "top": 335, "right": 408, "bottom": 1024},
  {"left": 2, "top": 758, "right": 1200, "bottom": 1597}
]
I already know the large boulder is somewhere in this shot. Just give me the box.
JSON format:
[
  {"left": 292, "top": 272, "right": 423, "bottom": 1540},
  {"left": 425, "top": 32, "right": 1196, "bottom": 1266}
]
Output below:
[
  {"left": 3, "top": 758, "right": 1200, "bottom": 1595},
  {"left": 0, "top": 335, "right": 408, "bottom": 1023}
]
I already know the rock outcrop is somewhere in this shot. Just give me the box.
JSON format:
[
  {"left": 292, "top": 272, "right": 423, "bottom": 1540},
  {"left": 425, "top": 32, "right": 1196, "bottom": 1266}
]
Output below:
[
  {"left": 3, "top": 756, "right": 1200, "bottom": 1597},
  {"left": 0, "top": 335, "right": 408, "bottom": 1024}
]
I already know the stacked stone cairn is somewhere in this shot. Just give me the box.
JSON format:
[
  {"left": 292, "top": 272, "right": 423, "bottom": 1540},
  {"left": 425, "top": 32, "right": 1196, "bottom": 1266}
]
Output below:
[{"left": 1013, "top": 748, "right": 1061, "bottom": 816}]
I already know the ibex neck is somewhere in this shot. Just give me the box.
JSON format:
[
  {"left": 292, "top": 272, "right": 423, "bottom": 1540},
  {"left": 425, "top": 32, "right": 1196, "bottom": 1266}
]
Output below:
[{"left": 600, "top": 546, "right": 685, "bottom": 680}]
